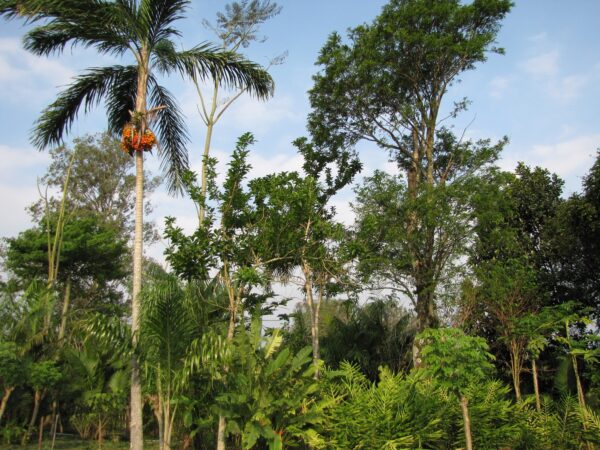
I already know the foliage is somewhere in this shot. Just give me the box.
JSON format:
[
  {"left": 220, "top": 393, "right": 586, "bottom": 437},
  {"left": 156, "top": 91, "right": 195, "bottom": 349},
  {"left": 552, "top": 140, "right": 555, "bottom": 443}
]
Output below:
[
  {"left": 287, "top": 298, "right": 415, "bottom": 380},
  {"left": 29, "top": 133, "right": 161, "bottom": 243},
  {"left": 319, "top": 363, "right": 448, "bottom": 449},
  {"left": 0, "top": 342, "right": 23, "bottom": 391},
  {"left": 546, "top": 151, "right": 600, "bottom": 320},
  {"left": 418, "top": 327, "right": 494, "bottom": 394},
  {"left": 3, "top": 2, "right": 600, "bottom": 449},
  {"left": 5, "top": 214, "right": 127, "bottom": 286},
  {"left": 215, "top": 318, "right": 322, "bottom": 450},
  {"left": 28, "top": 360, "right": 62, "bottom": 392},
  {"left": 309, "top": 0, "right": 512, "bottom": 329}
]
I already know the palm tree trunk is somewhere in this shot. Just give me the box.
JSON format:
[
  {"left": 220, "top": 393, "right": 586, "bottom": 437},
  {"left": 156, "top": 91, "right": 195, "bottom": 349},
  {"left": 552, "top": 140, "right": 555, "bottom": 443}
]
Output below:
[
  {"left": 0, "top": 386, "right": 14, "bottom": 424},
  {"left": 532, "top": 359, "right": 541, "bottom": 412},
  {"left": 216, "top": 416, "right": 226, "bottom": 450},
  {"left": 130, "top": 147, "right": 145, "bottom": 450},
  {"left": 22, "top": 390, "right": 43, "bottom": 445},
  {"left": 460, "top": 396, "right": 473, "bottom": 450},
  {"left": 130, "top": 51, "right": 149, "bottom": 450},
  {"left": 150, "top": 395, "right": 164, "bottom": 450}
]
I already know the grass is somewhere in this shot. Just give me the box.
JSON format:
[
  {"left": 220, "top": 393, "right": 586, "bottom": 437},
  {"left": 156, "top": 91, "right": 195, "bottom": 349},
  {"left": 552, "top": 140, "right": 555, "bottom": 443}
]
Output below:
[{"left": 0, "top": 435, "right": 159, "bottom": 449}]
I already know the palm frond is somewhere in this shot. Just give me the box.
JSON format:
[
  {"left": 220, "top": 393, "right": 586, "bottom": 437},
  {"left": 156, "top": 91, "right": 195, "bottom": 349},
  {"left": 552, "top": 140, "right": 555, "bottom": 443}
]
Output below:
[
  {"left": 106, "top": 65, "right": 138, "bottom": 134},
  {"left": 0, "top": 0, "right": 75, "bottom": 21},
  {"left": 141, "top": 275, "right": 196, "bottom": 376},
  {"left": 4, "top": 0, "right": 130, "bottom": 55},
  {"left": 148, "top": 75, "right": 189, "bottom": 194},
  {"left": 23, "top": 18, "right": 130, "bottom": 57},
  {"left": 152, "top": 41, "right": 274, "bottom": 99},
  {"left": 85, "top": 313, "right": 133, "bottom": 357},
  {"left": 31, "top": 65, "right": 137, "bottom": 149},
  {"left": 139, "top": 0, "right": 189, "bottom": 45}
]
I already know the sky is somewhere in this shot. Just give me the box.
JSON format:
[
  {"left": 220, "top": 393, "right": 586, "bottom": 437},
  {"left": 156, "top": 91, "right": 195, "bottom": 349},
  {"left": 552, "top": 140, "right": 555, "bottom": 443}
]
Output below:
[{"left": 1, "top": 0, "right": 600, "bottom": 269}]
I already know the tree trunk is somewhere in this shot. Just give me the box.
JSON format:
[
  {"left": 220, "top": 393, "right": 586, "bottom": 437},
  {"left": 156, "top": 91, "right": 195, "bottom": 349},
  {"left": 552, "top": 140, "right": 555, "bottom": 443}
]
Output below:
[
  {"left": 130, "top": 51, "right": 149, "bottom": 450},
  {"left": 22, "top": 390, "right": 43, "bottom": 445},
  {"left": 199, "top": 120, "right": 215, "bottom": 224},
  {"left": 58, "top": 278, "right": 71, "bottom": 344},
  {"left": 130, "top": 147, "right": 145, "bottom": 450},
  {"left": 572, "top": 354, "right": 586, "bottom": 409},
  {"left": 98, "top": 415, "right": 106, "bottom": 448},
  {"left": 51, "top": 412, "right": 59, "bottom": 450},
  {"left": 182, "top": 434, "right": 193, "bottom": 450},
  {"left": 460, "top": 396, "right": 473, "bottom": 450},
  {"left": 532, "top": 359, "right": 541, "bottom": 412},
  {"left": 412, "top": 286, "right": 438, "bottom": 368},
  {"left": 38, "top": 415, "right": 44, "bottom": 450},
  {"left": 216, "top": 284, "right": 237, "bottom": 450},
  {"left": 509, "top": 340, "right": 523, "bottom": 402},
  {"left": 303, "top": 264, "right": 322, "bottom": 378},
  {"left": 0, "top": 386, "right": 14, "bottom": 424},
  {"left": 150, "top": 395, "right": 164, "bottom": 450}
]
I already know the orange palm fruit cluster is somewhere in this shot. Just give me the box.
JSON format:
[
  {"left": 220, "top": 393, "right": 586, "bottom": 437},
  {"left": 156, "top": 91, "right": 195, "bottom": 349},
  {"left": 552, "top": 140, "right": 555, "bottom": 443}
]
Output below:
[{"left": 121, "top": 124, "right": 157, "bottom": 154}]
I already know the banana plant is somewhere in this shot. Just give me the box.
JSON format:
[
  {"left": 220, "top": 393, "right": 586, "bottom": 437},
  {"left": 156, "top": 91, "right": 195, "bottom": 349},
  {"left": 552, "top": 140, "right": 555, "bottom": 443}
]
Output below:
[{"left": 215, "top": 317, "right": 323, "bottom": 450}]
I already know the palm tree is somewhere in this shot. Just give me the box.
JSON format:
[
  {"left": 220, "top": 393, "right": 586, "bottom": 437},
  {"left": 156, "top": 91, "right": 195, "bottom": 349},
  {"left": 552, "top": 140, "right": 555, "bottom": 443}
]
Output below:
[{"left": 0, "top": 2, "right": 273, "bottom": 448}]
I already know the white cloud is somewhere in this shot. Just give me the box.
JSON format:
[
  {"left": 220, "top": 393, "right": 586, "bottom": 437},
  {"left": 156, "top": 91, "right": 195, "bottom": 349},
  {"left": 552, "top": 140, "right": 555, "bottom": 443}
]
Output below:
[
  {"left": 179, "top": 83, "right": 304, "bottom": 136},
  {"left": 546, "top": 74, "right": 589, "bottom": 101},
  {"left": 500, "top": 134, "right": 600, "bottom": 192},
  {"left": 0, "top": 184, "right": 37, "bottom": 238},
  {"left": 489, "top": 75, "right": 513, "bottom": 99},
  {"left": 329, "top": 197, "right": 355, "bottom": 226},
  {"left": 0, "top": 144, "right": 51, "bottom": 238},
  {"left": 0, "top": 144, "right": 49, "bottom": 173},
  {"left": 529, "top": 135, "right": 599, "bottom": 177},
  {"left": 528, "top": 32, "right": 548, "bottom": 43},
  {"left": 521, "top": 50, "right": 559, "bottom": 78},
  {"left": 0, "top": 38, "right": 74, "bottom": 84},
  {"left": 248, "top": 151, "right": 304, "bottom": 178},
  {"left": 0, "top": 38, "right": 75, "bottom": 103},
  {"left": 226, "top": 93, "right": 303, "bottom": 134},
  {"left": 519, "top": 48, "right": 599, "bottom": 101}
]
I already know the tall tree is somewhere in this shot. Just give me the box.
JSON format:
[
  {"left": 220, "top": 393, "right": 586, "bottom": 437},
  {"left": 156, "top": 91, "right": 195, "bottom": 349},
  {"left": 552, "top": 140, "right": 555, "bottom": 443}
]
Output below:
[
  {"left": 249, "top": 134, "right": 361, "bottom": 377},
  {"left": 547, "top": 151, "right": 600, "bottom": 320},
  {"left": 307, "top": 0, "right": 512, "bottom": 332},
  {"left": 196, "top": 0, "right": 281, "bottom": 223},
  {"left": 29, "top": 133, "right": 161, "bottom": 243},
  {"left": 0, "top": 2, "right": 274, "bottom": 448},
  {"left": 464, "top": 164, "right": 564, "bottom": 400},
  {"left": 5, "top": 213, "right": 129, "bottom": 320},
  {"left": 165, "top": 133, "right": 275, "bottom": 449}
]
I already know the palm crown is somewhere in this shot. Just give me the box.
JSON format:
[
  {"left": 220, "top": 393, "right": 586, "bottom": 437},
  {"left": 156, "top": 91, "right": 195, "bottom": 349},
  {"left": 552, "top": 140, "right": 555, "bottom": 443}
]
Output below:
[{"left": 0, "top": 0, "right": 274, "bottom": 192}]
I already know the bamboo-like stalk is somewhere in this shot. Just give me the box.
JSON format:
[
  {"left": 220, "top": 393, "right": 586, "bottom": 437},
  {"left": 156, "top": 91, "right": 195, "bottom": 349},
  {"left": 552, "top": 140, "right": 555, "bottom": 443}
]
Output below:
[
  {"left": 532, "top": 359, "right": 541, "bottom": 412},
  {"left": 460, "top": 396, "right": 473, "bottom": 450}
]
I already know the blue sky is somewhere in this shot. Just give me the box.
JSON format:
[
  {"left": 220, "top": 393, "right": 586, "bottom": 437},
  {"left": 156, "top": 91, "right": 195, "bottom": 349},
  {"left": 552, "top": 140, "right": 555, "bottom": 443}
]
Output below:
[{"left": 1, "top": 0, "right": 600, "bottom": 265}]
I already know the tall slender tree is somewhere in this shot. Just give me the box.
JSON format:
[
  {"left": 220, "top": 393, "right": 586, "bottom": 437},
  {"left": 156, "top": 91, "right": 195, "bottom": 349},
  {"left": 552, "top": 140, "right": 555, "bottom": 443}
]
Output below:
[
  {"left": 196, "top": 0, "right": 282, "bottom": 224},
  {"left": 0, "top": 1, "right": 273, "bottom": 448},
  {"left": 307, "top": 0, "right": 512, "bottom": 333}
]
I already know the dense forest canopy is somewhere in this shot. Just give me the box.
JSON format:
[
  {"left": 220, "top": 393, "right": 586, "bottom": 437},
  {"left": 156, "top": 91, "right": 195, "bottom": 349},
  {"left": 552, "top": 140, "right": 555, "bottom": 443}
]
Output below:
[{"left": 0, "top": 0, "right": 599, "bottom": 449}]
